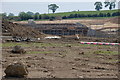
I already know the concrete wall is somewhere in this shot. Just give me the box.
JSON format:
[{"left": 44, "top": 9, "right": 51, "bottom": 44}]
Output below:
[
  {"left": 87, "top": 29, "right": 117, "bottom": 38},
  {"left": 34, "top": 23, "right": 88, "bottom": 36}
]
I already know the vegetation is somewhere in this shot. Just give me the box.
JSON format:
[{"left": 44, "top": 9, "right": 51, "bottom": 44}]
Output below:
[
  {"left": 93, "top": 50, "right": 118, "bottom": 55},
  {"left": 48, "top": 4, "right": 59, "bottom": 13},
  {"left": 94, "top": 1, "right": 116, "bottom": 11},
  {"left": 27, "top": 51, "right": 54, "bottom": 54},
  {"left": 104, "top": 2, "right": 116, "bottom": 10},
  {"left": 18, "top": 12, "right": 33, "bottom": 20},
  {"left": 94, "top": 2, "right": 103, "bottom": 11},
  {"left": 2, "top": 42, "right": 110, "bottom": 48},
  {"left": 1, "top": 9, "right": 120, "bottom": 21}
]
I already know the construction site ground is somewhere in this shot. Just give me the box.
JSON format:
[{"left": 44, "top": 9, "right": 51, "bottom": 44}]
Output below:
[
  {"left": 1, "top": 39, "right": 119, "bottom": 78},
  {"left": 1, "top": 17, "right": 119, "bottom": 79}
]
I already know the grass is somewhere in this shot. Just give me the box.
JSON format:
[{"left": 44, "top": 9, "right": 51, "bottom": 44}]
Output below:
[
  {"left": 32, "top": 42, "right": 110, "bottom": 48},
  {"left": 0, "top": 43, "right": 2, "bottom": 47},
  {"left": 2, "top": 42, "right": 31, "bottom": 47},
  {"left": 69, "top": 43, "right": 110, "bottom": 48},
  {"left": 64, "top": 16, "right": 120, "bottom": 19},
  {"left": 2, "top": 42, "right": 63, "bottom": 48},
  {"left": 2, "top": 42, "right": 111, "bottom": 48},
  {"left": 108, "top": 59, "right": 119, "bottom": 63},
  {"left": 93, "top": 50, "right": 118, "bottom": 55},
  {"left": 27, "top": 51, "right": 54, "bottom": 54},
  {"left": 32, "top": 42, "right": 63, "bottom": 47},
  {"left": 41, "top": 9, "right": 119, "bottom": 17}
]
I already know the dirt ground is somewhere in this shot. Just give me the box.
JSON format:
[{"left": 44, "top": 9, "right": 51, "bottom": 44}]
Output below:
[
  {"left": 14, "top": 17, "right": 120, "bottom": 25},
  {"left": 1, "top": 39, "right": 119, "bottom": 78},
  {"left": 2, "top": 19, "right": 45, "bottom": 38}
]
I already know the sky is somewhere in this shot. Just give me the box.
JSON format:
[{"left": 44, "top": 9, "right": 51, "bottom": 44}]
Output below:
[
  {"left": 1, "top": 0, "right": 120, "bottom": 2},
  {"left": 1, "top": 0, "right": 120, "bottom": 16}
]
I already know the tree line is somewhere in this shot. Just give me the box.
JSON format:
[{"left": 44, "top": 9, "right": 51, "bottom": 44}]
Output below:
[
  {"left": 62, "top": 12, "right": 120, "bottom": 19},
  {"left": 0, "top": 4, "right": 59, "bottom": 21},
  {"left": 1, "top": 11, "right": 120, "bottom": 21},
  {"left": 94, "top": 1, "right": 116, "bottom": 11},
  {"left": 0, "top": 2, "right": 119, "bottom": 21}
]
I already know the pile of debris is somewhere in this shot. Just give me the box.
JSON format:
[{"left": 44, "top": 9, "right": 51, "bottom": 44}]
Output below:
[{"left": 2, "top": 19, "right": 45, "bottom": 38}]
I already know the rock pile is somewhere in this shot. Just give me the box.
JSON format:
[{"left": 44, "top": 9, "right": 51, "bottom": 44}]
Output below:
[
  {"left": 12, "top": 46, "right": 26, "bottom": 54},
  {"left": 4, "top": 62, "right": 28, "bottom": 78}
]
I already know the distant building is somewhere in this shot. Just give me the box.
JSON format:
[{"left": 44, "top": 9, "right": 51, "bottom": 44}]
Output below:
[
  {"left": 28, "top": 19, "right": 36, "bottom": 27},
  {"left": 35, "top": 23, "right": 89, "bottom": 36}
]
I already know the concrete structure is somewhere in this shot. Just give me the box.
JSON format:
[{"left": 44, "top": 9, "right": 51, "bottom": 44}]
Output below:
[
  {"left": 28, "top": 19, "right": 36, "bottom": 27},
  {"left": 18, "top": 22, "right": 118, "bottom": 38},
  {"left": 35, "top": 23, "right": 89, "bottom": 36}
]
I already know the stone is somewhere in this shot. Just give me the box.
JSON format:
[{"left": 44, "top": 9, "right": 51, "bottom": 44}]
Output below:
[
  {"left": 4, "top": 62, "right": 28, "bottom": 78},
  {"left": 79, "top": 52, "right": 84, "bottom": 55},
  {"left": 12, "top": 46, "right": 26, "bottom": 54}
]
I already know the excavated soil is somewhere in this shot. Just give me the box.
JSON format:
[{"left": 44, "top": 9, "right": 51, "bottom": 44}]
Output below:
[
  {"left": 2, "top": 19, "right": 45, "bottom": 38},
  {"left": 1, "top": 39, "right": 119, "bottom": 78}
]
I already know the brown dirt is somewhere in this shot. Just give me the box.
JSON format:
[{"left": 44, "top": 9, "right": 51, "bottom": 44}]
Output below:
[
  {"left": 2, "top": 19, "right": 45, "bottom": 38},
  {"left": 61, "top": 35, "right": 120, "bottom": 43},
  {"left": 108, "top": 17, "right": 120, "bottom": 24},
  {"left": 14, "top": 18, "right": 108, "bottom": 25},
  {"left": 1, "top": 18, "right": 119, "bottom": 79},
  {"left": 2, "top": 39, "right": 119, "bottom": 78}
]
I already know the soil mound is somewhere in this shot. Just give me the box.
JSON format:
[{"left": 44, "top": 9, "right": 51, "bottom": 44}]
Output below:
[{"left": 2, "top": 19, "right": 45, "bottom": 38}]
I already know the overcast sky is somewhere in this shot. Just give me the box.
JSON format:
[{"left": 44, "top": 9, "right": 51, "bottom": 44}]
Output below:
[
  {"left": 1, "top": 0, "right": 120, "bottom": 2},
  {"left": 1, "top": 0, "right": 120, "bottom": 16}
]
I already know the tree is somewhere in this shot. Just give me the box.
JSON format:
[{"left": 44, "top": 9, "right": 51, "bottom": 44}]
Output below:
[
  {"left": 104, "top": 1, "right": 116, "bottom": 10},
  {"left": 26, "top": 11, "right": 34, "bottom": 16},
  {"left": 8, "top": 13, "right": 14, "bottom": 20},
  {"left": 62, "top": 16, "right": 67, "bottom": 19},
  {"left": 94, "top": 2, "right": 103, "bottom": 11},
  {"left": 106, "top": 13, "right": 111, "bottom": 17},
  {"left": 2, "top": 13, "right": 7, "bottom": 17},
  {"left": 49, "top": 16, "right": 55, "bottom": 21},
  {"left": 18, "top": 12, "right": 33, "bottom": 20},
  {"left": 26, "top": 11, "right": 34, "bottom": 19},
  {"left": 42, "top": 14, "right": 49, "bottom": 19},
  {"left": 99, "top": 13, "right": 104, "bottom": 17},
  {"left": 48, "top": 4, "right": 59, "bottom": 13},
  {"left": 34, "top": 12, "right": 40, "bottom": 20},
  {"left": 8, "top": 13, "right": 14, "bottom": 17},
  {"left": 68, "top": 14, "right": 75, "bottom": 18},
  {"left": 18, "top": 12, "right": 26, "bottom": 20},
  {"left": 1, "top": 13, "right": 7, "bottom": 19}
]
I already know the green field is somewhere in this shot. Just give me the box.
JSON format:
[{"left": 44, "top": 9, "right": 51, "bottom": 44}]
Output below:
[
  {"left": 42, "top": 9, "right": 119, "bottom": 16},
  {"left": 41, "top": 9, "right": 120, "bottom": 20}
]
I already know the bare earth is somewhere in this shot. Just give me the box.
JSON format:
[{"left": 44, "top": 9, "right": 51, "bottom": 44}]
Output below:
[{"left": 2, "top": 39, "right": 119, "bottom": 78}]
